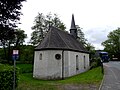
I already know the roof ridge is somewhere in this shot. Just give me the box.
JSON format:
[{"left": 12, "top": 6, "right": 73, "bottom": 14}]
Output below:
[{"left": 55, "top": 28, "right": 71, "bottom": 49}]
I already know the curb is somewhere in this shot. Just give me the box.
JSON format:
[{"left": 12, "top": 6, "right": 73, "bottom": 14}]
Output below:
[{"left": 99, "top": 66, "right": 105, "bottom": 90}]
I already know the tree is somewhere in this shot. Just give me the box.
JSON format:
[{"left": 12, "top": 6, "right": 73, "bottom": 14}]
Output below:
[
  {"left": 0, "top": 0, "right": 26, "bottom": 62},
  {"left": 30, "top": 13, "right": 66, "bottom": 46},
  {"left": 76, "top": 25, "right": 87, "bottom": 46},
  {"left": 102, "top": 28, "right": 120, "bottom": 59},
  {"left": 76, "top": 25, "right": 95, "bottom": 57},
  {"left": 0, "top": 29, "right": 27, "bottom": 63},
  {"left": 85, "top": 42, "right": 95, "bottom": 59},
  {"left": 12, "top": 29, "right": 27, "bottom": 47}
]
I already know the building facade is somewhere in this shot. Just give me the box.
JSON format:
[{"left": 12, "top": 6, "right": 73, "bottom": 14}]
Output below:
[{"left": 33, "top": 15, "right": 90, "bottom": 79}]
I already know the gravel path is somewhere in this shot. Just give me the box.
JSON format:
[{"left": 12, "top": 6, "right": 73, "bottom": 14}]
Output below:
[{"left": 57, "top": 84, "right": 99, "bottom": 90}]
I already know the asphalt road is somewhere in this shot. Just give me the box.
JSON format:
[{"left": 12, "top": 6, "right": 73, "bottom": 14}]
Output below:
[{"left": 100, "top": 61, "right": 120, "bottom": 90}]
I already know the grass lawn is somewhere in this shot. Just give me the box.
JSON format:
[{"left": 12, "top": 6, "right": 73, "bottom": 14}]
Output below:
[
  {"left": 16, "top": 66, "right": 103, "bottom": 90},
  {"left": 16, "top": 63, "right": 33, "bottom": 73}
]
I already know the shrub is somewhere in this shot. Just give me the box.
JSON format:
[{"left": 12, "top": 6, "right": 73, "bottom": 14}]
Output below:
[
  {"left": 90, "top": 57, "right": 102, "bottom": 69},
  {"left": 0, "top": 64, "right": 19, "bottom": 90}
]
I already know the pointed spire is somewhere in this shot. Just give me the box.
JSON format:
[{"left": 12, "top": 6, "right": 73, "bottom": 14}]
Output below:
[
  {"left": 70, "top": 14, "right": 77, "bottom": 29},
  {"left": 70, "top": 14, "right": 77, "bottom": 39}
]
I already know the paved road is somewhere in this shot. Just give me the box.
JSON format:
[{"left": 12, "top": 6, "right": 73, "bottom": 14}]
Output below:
[{"left": 100, "top": 61, "right": 120, "bottom": 90}]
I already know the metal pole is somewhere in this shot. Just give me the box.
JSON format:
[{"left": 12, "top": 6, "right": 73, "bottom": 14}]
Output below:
[{"left": 13, "top": 59, "right": 16, "bottom": 90}]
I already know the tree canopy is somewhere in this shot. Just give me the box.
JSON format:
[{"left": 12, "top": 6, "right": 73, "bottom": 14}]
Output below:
[
  {"left": 30, "top": 13, "right": 66, "bottom": 46},
  {"left": 0, "top": 0, "right": 26, "bottom": 28},
  {"left": 76, "top": 25, "right": 95, "bottom": 52},
  {"left": 76, "top": 25, "right": 95, "bottom": 59},
  {"left": 102, "top": 28, "right": 120, "bottom": 58},
  {"left": 0, "top": 0, "right": 26, "bottom": 63},
  {"left": 76, "top": 25, "right": 87, "bottom": 46},
  {"left": 0, "top": 0, "right": 26, "bottom": 47},
  {"left": 12, "top": 29, "right": 27, "bottom": 47}
]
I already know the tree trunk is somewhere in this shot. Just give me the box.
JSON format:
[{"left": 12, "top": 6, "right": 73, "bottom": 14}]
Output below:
[
  {"left": 2, "top": 40, "right": 7, "bottom": 62},
  {"left": 8, "top": 41, "right": 11, "bottom": 64}
]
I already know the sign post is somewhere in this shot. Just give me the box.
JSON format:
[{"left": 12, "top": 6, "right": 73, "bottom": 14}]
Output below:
[{"left": 12, "top": 50, "right": 19, "bottom": 90}]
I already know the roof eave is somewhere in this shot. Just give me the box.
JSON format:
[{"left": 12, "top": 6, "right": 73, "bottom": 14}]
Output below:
[{"left": 35, "top": 48, "right": 89, "bottom": 54}]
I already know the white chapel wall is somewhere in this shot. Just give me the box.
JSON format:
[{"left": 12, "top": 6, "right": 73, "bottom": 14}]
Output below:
[
  {"left": 33, "top": 50, "right": 63, "bottom": 79},
  {"left": 65, "top": 51, "right": 90, "bottom": 77}
]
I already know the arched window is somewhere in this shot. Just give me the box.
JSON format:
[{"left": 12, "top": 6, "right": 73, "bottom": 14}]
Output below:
[{"left": 76, "top": 55, "right": 79, "bottom": 70}]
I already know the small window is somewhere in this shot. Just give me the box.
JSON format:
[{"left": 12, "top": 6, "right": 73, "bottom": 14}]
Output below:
[
  {"left": 39, "top": 53, "right": 42, "bottom": 60},
  {"left": 55, "top": 54, "right": 61, "bottom": 60},
  {"left": 76, "top": 55, "right": 79, "bottom": 70},
  {"left": 84, "top": 55, "right": 86, "bottom": 69}
]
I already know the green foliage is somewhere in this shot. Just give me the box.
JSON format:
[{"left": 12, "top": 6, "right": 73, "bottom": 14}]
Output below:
[
  {"left": 0, "top": 0, "right": 26, "bottom": 27},
  {"left": 12, "top": 29, "right": 27, "bottom": 47},
  {"left": 102, "top": 28, "right": 120, "bottom": 59},
  {"left": 17, "top": 64, "right": 33, "bottom": 74},
  {"left": 18, "top": 45, "right": 34, "bottom": 63},
  {"left": 76, "top": 25, "right": 87, "bottom": 46},
  {"left": 76, "top": 25, "right": 95, "bottom": 55},
  {"left": 30, "top": 13, "right": 66, "bottom": 46},
  {"left": 0, "top": 49, "right": 5, "bottom": 60},
  {"left": 90, "top": 58, "right": 102, "bottom": 69},
  {"left": 0, "top": 64, "right": 19, "bottom": 90},
  {"left": 0, "top": 0, "right": 26, "bottom": 63},
  {"left": 0, "top": 45, "right": 34, "bottom": 64},
  {"left": 17, "top": 67, "right": 103, "bottom": 89}
]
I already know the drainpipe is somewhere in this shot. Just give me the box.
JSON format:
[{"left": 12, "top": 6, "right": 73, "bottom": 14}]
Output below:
[{"left": 62, "top": 50, "right": 64, "bottom": 79}]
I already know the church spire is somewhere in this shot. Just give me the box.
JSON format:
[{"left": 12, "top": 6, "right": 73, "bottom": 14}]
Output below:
[
  {"left": 70, "top": 14, "right": 77, "bottom": 39},
  {"left": 70, "top": 14, "right": 77, "bottom": 29}
]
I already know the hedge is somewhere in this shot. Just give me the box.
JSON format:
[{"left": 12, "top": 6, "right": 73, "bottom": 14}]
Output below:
[{"left": 0, "top": 64, "right": 19, "bottom": 90}]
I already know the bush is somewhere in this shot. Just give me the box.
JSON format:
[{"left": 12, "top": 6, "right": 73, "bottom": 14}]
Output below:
[
  {"left": 90, "top": 58, "right": 102, "bottom": 69},
  {"left": 0, "top": 64, "right": 19, "bottom": 90}
]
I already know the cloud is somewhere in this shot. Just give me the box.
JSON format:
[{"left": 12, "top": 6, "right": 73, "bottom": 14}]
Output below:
[
  {"left": 83, "top": 26, "right": 117, "bottom": 50},
  {"left": 19, "top": 0, "right": 120, "bottom": 49}
]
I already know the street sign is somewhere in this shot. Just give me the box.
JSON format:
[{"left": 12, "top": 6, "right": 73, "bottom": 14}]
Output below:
[
  {"left": 13, "top": 50, "right": 19, "bottom": 55},
  {"left": 12, "top": 50, "right": 19, "bottom": 90},
  {"left": 12, "top": 50, "right": 19, "bottom": 61}
]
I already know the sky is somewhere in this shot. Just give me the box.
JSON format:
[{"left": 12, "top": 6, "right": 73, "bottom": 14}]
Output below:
[{"left": 18, "top": 0, "right": 120, "bottom": 50}]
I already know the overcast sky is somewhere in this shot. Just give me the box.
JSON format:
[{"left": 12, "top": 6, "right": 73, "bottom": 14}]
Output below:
[{"left": 18, "top": 0, "right": 120, "bottom": 50}]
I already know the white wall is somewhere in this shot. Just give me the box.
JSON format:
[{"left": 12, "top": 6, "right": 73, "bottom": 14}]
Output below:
[
  {"left": 64, "top": 51, "right": 89, "bottom": 77},
  {"left": 33, "top": 50, "right": 89, "bottom": 79},
  {"left": 33, "top": 50, "right": 63, "bottom": 79}
]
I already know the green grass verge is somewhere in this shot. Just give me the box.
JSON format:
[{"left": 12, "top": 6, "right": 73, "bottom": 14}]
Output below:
[
  {"left": 17, "top": 67, "right": 103, "bottom": 90},
  {"left": 59, "top": 67, "right": 103, "bottom": 84}
]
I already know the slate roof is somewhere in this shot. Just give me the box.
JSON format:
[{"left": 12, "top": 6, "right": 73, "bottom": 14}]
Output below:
[{"left": 35, "top": 26, "right": 88, "bottom": 53}]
